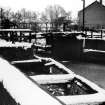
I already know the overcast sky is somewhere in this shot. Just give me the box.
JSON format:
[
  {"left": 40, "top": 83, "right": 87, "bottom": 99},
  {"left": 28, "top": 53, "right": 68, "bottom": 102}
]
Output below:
[{"left": 0, "top": 0, "right": 104, "bottom": 18}]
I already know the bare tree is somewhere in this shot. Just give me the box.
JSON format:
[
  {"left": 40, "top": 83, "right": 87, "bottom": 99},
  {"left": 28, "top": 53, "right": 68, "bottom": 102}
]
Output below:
[
  {"left": 66, "top": 11, "right": 72, "bottom": 20},
  {"left": 40, "top": 12, "right": 48, "bottom": 23},
  {"left": 44, "top": 5, "right": 66, "bottom": 21},
  {"left": 0, "top": 8, "right": 11, "bottom": 19},
  {"left": 0, "top": 8, "right": 14, "bottom": 28},
  {"left": 10, "top": 11, "right": 22, "bottom": 22},
  {"left": 18, "top": 8, "right": 37, "bottom": 22},
  {"left": 41, "top": 4, "right": 71, "bottom": 31}
]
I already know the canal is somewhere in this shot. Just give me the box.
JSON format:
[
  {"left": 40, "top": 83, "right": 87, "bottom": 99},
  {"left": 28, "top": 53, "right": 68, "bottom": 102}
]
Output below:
[{"left": 63, "top": 61, "right": 105, "bottom": 89}]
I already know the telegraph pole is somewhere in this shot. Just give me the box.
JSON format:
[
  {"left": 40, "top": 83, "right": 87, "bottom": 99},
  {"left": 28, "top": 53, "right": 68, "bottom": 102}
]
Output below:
[
  {"left": 0, "top": 8, "right": 3, "bottom": 29},
  {"left": 82, "top": 0, "right": 85, "bottom": 31}
]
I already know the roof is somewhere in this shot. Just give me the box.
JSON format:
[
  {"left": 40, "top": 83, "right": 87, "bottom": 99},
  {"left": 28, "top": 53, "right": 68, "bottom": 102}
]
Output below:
[{"left": 79, "top": 0, "right": 105, "bottom": 13}]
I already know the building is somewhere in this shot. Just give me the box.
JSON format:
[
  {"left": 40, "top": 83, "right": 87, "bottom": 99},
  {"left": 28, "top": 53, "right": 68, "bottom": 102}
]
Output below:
[{"left": 78, "top": 0, "right": 105, "bottom": 29}]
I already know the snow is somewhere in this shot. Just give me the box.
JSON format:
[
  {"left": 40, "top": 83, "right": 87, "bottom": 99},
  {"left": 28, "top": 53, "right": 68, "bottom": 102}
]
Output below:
[
  {"left": 86, "top": 31, "right": 105, "bottom": 39},
  {"left": 0, "top": 39, "right": 32, "bottom": 48},
  {"left": 11, "top": 59, "right": 41, "bottom": 64},
  {"left": 57, "top": 93, "right": 105, "bottom": 105},
  {"left": 0, "top": 58, "right": 62, "bottom": 105},
  {"left": 30, "top": 74, "right": 74, "bottom": 84},
  {"left": 83, "top": 49, "right": 105, "bottom": 53},
  {"left": 0, "top": 29, "right": 32, "bottom": 32}
]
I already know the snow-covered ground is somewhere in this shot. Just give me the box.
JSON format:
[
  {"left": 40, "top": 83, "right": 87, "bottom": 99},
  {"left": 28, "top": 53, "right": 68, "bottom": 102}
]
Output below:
[
  {"left": 86, "top": 31, "right": 105, "bottom": 39},
  {"left": 0, "top": 39, "right": 32, "bottom": 48}
]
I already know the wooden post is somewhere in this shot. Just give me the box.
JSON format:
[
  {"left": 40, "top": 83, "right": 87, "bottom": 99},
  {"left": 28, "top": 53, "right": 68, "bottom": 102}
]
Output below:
[
  {"left": 0, "top": 8, "right": 3, "bottom": 29},
  {"left": 85, "top": 30, "right": 87, "bottom": 36},
  {"left": 20, "top": 32, "right": 22, "bottom": 42},
  {"left": 46, "top": 22, "right": 48, "bottom": 33},
  {"left": 83, "top": 38, "right": 86, "bottom": 49},
  {"left": 29, "top": 32, "right": 32, "bottom": 43},
  {"left": 101, "top": 30, "right": 103, "bottom": 39},
  {"left": 91, "top": 31, "right": 93, "bottom": 38},
  {"left": 11, "top": 31, "right": 14, "bottom": 43},
  {"left": 82, "top": 0, "right": 85, "bottom": 31},
  {"left": 34, "top": 33, "right": 37, "bottom": 43}
]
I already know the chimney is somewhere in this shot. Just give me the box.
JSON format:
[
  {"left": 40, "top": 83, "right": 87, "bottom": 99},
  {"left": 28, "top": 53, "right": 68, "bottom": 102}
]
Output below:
[{"left": 100, "top": 0, "right": 102, "bottom": 4}]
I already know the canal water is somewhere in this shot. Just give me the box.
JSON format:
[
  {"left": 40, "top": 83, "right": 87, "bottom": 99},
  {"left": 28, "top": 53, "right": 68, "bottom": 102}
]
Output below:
[{"left": 63, "top": 61, "right": 105, "bottom": 89}]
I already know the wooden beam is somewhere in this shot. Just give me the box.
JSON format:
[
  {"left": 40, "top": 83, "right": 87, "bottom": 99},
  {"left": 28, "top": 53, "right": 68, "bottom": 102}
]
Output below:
[{"left": 30, "top": 74, "right": 74, "bottom": 84}]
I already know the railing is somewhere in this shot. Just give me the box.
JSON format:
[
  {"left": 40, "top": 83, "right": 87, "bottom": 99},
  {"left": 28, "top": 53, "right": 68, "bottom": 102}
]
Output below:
[{"left": 0, "top": 29, "right": 36, "bottom": 43}]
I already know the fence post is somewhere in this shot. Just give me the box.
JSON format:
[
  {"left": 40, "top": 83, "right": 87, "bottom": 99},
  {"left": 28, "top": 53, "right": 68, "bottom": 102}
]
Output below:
[
  {"left": 85, "top": 30, "right": 87, "bottom": 36},
  {"left": 101, "top": 30, "right": 103, "bottom": 39},
  {"left": 29, "top": 32, "right": 32, "bottom": 43},
  {"left": 91, "top": 31, "right": 93, "bottom": 38},
  {"left": 20, "top": 32, "right": 22, "bottom": 42}
]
